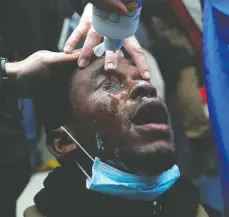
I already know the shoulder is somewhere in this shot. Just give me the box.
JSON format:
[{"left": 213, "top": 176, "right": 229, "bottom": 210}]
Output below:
[
  {"left": 196, "top": 205, "right": 209, "bottom": 217},
  {"left": 24, "top": 205, "right": 45, "bottom": 217},
  {"left": 197, "top": 204, "right": 222, "bottom": 217}
]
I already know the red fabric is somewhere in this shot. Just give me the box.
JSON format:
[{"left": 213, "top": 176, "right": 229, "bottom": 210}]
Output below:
[
  {"left": 168, "top": 0, "right": 205, "bottom": 103},
  {"left": 168, "top": 0, "right": 202, "bottom": 57},
  {"left": 199, "top": 86, "right": 207, "bottom": 104}
]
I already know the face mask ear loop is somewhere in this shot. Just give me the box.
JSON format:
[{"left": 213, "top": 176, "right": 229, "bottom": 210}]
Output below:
[
  {"left": 60, "top": 126, "right": 94, "bottom": 162},
  {"left": 74, "top": 161, "right": 91, "bottom": 180},
  {"left": 60, "top": 126, "right": 94, "bottom": 180}
]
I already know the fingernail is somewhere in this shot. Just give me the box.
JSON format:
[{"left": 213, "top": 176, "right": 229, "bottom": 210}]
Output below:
[
  {"left": 64, "top": 45, "right": 72, "bottom": 53},
  {"left": 106, "top": 63, "right": 115, "bottom": 70},
  {"left": 78, "top": 59, "right": 89, "bottom": 68},
  {"left": 144, "top": 71, "right": 151, "bottom": 79}
]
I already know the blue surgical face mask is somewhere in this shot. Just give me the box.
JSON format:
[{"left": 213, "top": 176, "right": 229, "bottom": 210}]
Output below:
[
  {"left": 61, "top": 126, "right": 180, "bottom": 201},
  {"left": 86, "top": 157, "right": 180, "bottom": 201}
]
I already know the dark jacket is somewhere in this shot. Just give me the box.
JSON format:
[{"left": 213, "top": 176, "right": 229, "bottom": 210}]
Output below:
[{"left": 23, "top": 164, "right": 221, "bottom": 217}]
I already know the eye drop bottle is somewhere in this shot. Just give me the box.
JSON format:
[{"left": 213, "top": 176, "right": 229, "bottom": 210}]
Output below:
[{"left": 92, "top": 0, "right": 143, "bottom": 52}]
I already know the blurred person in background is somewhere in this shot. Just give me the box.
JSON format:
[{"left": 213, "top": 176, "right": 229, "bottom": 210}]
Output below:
[
  {"left": 138, "top": 0, "right": 223, "bottom": 214},
  {"left": 140, "top": 0, "right": 218, "bottom": 179}
]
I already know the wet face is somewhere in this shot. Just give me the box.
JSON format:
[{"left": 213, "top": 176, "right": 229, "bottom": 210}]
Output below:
[{"left": 69, "top": 57, "right": 176, "bottom": 175}]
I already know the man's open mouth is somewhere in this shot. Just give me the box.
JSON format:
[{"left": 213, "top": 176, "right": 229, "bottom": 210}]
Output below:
[
  {"left": 132, "top": 98, "right": 168, "bottom": 125},
  {"left": 131, "top": 98, "right": 169, "bottom": 133}
]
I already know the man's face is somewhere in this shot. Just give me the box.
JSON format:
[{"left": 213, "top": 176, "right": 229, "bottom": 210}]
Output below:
[{"left": 69, "top": 57, "right": 176, "bottom": 175}]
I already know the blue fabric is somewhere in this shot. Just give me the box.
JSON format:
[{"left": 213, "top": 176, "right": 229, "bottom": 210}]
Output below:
[
  {"left": 203, "top": 0, "right": 229, "bottom": 215},
  {"left": 20, "top": 99, "right": 36, "bottom": 141}
]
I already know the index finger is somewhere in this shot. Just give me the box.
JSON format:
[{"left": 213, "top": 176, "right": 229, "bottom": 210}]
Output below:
[
  {"left": 64, "top": 21, "right": 91, "bottom": 54},
  {"left": 123, "top": 36, "right": 150, "bottom": 80}
]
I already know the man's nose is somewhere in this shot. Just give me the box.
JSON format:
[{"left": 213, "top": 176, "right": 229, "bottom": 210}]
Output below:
[{"left": 129, "top": 81, "right": 157, "bottom": 99}]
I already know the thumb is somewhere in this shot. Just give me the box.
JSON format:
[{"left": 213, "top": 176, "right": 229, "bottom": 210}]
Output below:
[
  {"left": 114, "top": 1, "right": 128, "bottom": 15},
  {"left": 95, "top": 0, "right": 128, "bottom": 15}
]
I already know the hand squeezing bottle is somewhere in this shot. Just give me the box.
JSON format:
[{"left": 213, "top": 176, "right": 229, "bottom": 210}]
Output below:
[{"left": 92, "top": 0, "right": 143, "bottom": 55}]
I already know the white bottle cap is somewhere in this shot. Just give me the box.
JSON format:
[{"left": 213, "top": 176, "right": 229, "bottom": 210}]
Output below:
[
  {"left": 104, "top": 37, "right": 122, "bottom": 52},
  {"left": 93, "top": 42, "right": 105, "bottom": 57}
]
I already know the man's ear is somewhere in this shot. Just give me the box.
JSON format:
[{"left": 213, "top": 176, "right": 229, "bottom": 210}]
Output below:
[{"left": 46, "top": 125, "right": 77, "bottom": 158}]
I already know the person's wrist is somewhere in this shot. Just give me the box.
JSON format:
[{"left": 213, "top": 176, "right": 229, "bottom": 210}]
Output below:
[{"left": 5, "top": 62, "right": 20, "bottom": 79}]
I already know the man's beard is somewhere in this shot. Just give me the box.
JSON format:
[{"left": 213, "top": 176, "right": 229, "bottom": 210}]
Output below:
[
  {"left": 95, "top": 131, "right": 177, "bottom": 176},
  {"left": 117, "top": 143, "right": 177, "bottom": 176}
]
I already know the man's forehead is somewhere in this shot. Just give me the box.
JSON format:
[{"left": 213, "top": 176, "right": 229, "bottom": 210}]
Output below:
[
  {"left": 79, "top": 57, "right": 105, "bottom": 76},
  {"left": 89, "top": 58, "right": 107, "bottom": 80},
  {"left": 76, "top": 57, "right": 139, "bottom": 80},
  {"left": 71, "top": 58, "right": 104, "bottom": 83}
]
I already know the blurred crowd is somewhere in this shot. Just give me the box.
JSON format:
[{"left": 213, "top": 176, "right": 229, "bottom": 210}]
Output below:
[{"left": 0, "top": 0, "right": 221, "bottom": 216}]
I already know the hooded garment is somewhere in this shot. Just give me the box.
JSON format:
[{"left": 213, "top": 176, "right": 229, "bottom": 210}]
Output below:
[{"left": 203, "top": 0, "right": 229, "bottom": 215}]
